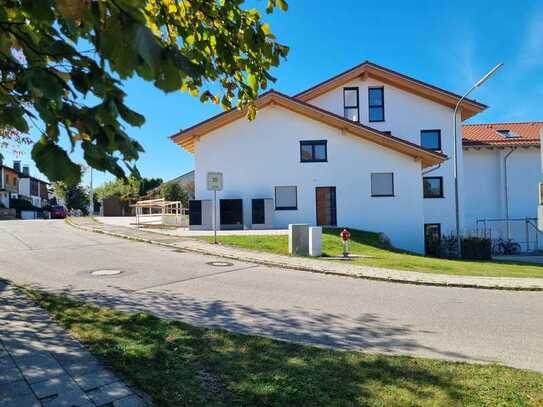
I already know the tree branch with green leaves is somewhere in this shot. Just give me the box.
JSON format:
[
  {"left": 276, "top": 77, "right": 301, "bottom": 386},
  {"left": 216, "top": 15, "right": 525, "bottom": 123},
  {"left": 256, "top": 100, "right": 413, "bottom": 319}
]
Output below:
[{"left": 0, "top": 0, "right": 288, "bottom": 185}]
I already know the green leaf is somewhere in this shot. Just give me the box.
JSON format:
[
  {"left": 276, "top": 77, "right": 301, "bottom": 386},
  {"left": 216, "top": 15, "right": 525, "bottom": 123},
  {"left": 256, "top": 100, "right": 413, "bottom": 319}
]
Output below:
[
  {"left": 117, "top": 104, "right": 145, "bottom": 127},
  {"left": 32, "top": 139, "right": 81, "bottom": 186},
  {"left": 132, "top": 26, "right": 162, "bottom": 75}
]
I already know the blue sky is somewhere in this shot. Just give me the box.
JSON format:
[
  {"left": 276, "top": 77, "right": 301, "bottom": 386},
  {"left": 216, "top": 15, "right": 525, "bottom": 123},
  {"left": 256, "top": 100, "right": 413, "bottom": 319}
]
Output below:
[{"left": 2, "top": 0, "right": 542, "bottom": 187}]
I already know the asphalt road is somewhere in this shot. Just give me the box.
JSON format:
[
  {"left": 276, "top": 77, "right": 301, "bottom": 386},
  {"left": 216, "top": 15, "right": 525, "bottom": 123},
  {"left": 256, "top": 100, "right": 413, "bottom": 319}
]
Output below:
[{"left": 1, "top": 220, "right": 542, "bottom": 372}]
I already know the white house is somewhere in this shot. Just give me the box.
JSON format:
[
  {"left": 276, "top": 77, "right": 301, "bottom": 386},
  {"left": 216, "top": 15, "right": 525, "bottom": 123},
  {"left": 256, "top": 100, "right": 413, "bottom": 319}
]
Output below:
[
  {"left": 463, "top": 122, "right": 543, "bottom": 251},
  {"left": 171, "top": 61, "right": 488, "bottom": 253},
  {"left": 18, "top": 165, "right": 49, "bottom": 208},
  {"left": 0, "top": 164, "right": 19, "bottom": 208}
]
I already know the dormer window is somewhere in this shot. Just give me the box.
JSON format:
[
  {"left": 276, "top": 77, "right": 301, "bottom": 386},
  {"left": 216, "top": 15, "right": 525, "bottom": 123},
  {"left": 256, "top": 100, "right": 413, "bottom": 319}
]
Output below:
[
  {"left": 343, "top": 87, "right": 359, "bottom": 122},
  {"left": 368, "top": 87, "right": 385, "bottom": 122},
  {"left": 497, "top": 129, "right": 518, "bottom": 138}
]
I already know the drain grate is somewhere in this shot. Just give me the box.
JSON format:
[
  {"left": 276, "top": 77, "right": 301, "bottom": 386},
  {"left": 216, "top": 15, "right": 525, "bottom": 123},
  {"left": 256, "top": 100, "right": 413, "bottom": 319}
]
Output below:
[
  {"left": 206, "top": 261, "right": 234, "bottom": 267},
  {"left": 90, "top": 269, "right": 123, "bottom": 276}
]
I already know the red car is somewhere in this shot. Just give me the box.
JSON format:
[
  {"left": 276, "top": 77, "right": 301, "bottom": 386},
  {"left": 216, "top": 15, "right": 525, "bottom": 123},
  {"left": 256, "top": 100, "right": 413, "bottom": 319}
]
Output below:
[{"left": 50, "top": 205, "right": 67, "bottom": 219}]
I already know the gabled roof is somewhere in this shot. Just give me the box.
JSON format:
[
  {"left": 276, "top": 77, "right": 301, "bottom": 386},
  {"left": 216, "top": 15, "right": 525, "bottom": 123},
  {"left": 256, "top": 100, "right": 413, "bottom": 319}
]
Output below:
[
  {"left": 463, "top": 122, "right": 543, "bottom": 147},
  {"left": 171, "top": 90, "right": 446, "bottom": 168},
  {"left": 295, "top": 61, "right": 487, "bottom": 120}
]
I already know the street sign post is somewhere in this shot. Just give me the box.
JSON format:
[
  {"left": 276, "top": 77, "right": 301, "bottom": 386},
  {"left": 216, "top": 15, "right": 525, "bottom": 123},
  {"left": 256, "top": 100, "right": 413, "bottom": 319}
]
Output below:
[{"left": 207, "top": 172, "right": 223, "bottom": 244}]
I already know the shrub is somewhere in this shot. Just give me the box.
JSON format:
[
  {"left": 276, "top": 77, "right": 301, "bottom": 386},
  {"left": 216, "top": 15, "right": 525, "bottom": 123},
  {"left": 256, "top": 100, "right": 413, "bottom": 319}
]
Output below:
[
  {"left": 462, "top": 236, "right": 492, "bottom": 260},
  {"left": 426, "top": 233, "right": 492, "bottom": 260}
]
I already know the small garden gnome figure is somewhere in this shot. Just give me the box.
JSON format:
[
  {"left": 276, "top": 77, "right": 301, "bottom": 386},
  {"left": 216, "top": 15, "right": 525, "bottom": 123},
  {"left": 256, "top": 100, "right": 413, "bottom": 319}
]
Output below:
[{"left": 340, "top": 228, "right": 351, "bottom": 258}]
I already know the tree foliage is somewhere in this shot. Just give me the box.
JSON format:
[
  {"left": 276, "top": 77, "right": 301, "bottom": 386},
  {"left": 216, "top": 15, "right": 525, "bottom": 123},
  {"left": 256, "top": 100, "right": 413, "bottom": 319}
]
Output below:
[
  {"left": 139, "top": 177, "right": 162, "bottom": 195},
  {"left": 52, "top": 181, "right": 89, "bottom": 214},
  {"left": 94, "top": 175, "right": 162, "bottom": 200},
  {"left": 0, "top": 0, "right": 288, "bottom": 185},
  {"left": 160, "top": 182, "right": 188, "bottom": 206}
]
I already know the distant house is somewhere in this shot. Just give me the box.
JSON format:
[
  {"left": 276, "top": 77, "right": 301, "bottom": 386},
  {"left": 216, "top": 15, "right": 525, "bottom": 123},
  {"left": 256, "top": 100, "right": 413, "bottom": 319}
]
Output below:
[
  {"left": 16, "top": 163, "right": 50, "bottom": 208},
  {"left": 0, "top": 161, "right": 19, "bottom": 208},
  {"left": 148, "top": 170, "right": 195, "bottom": 199},
  {"left": 165, "top": 170, "right": 194, "bottom": 198},
  {"left": 463, "top": 122, "right": 543, "bottom": 250}
]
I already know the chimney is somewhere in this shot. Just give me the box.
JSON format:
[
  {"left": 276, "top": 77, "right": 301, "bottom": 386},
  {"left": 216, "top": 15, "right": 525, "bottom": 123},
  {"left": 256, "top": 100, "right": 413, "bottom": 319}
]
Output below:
[
  {"left": 22, "top": 165, "right": 30, "bottom": 177},
  {"left": 13, "top": 161, "right": 21, "bottom": 173}
]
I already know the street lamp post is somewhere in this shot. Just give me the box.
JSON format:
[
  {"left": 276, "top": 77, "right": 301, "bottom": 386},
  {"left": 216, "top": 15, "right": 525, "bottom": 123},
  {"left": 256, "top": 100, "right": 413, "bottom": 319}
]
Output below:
[
  {"left": 89, "top": 168, "right": 94, "bottom": 215},
  {"left": 453, "top": 63, "right": 503, "bottom": 257}
]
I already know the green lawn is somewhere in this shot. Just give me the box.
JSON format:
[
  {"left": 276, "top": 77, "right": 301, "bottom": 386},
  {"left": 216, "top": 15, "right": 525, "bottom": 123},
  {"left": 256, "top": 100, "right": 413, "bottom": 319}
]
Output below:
[
  {"left": 27, "top": 290, "right": 543, "bottom": 407},
  {"left": 202, "top": 228, "right": 543, "bottom": 278}
]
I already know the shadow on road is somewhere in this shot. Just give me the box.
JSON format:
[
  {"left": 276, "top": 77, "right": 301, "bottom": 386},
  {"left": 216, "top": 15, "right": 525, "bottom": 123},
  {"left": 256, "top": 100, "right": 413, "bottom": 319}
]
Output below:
[{"left": 25, "top": 283, "right": 473, "bottom": 364}]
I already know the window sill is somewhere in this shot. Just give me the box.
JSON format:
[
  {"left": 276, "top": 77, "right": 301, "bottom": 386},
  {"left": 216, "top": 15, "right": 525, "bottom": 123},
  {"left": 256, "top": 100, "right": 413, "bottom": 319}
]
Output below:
[
  {"left": 369, "top": 119, "right": 385, "bottom": 123},
  {"left": 371, "top": 195, "right": 395, "bottom": 198},
  {"left": 424, "top": 196, "right": 444, "bottom": 199},
  {"left": 275, "top": 207, "right": 298, "bottom": 211},
  {"left": 300, "top": 160, "right": 328, "bottom": 163}
]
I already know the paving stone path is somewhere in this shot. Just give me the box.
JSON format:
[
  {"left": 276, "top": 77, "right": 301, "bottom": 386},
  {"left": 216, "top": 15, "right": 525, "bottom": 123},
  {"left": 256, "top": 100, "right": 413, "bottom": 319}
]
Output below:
[{"left": 0, "top": 282, "right": 148, "bottom": 407}]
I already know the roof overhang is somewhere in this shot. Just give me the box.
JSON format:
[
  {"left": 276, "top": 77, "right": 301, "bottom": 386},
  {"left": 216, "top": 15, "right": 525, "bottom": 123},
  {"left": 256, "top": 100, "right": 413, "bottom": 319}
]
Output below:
[
  {"left": 171, "top": 90, "right": 446, "bottom": 168},
  {"left": 295, "top": 61, "right": 488, "bottom": 120},
  {"left": 463, "top": 141, "right": 540, "bottom": 149}
]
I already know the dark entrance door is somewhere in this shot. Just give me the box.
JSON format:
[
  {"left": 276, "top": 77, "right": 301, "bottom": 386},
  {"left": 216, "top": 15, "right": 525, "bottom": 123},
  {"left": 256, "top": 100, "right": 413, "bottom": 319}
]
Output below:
[
  {"left": 424, "top": 223, "right": 441, "bottom": 256},
  {"left": 220, "top": 199, "right": 243, "bottom": 229},
  {"left": 316, "top": 187, "right": 337, "bottom": 226}
]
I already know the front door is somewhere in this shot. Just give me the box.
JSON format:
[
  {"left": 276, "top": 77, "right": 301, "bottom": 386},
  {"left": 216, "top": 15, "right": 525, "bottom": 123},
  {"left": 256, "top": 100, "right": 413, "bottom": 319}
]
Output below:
[
  {"left": 424, "top": 223, "right": 441, "bottom": 256},
  {"left": 316, "top": 187, "right": 337, "bottom": 226}
]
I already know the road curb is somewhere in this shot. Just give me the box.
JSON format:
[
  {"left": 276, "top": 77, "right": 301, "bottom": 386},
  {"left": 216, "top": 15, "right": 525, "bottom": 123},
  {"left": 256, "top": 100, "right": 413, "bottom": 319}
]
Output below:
[{"left": 65, "top": 218, "right": 543, "bottom": 292}]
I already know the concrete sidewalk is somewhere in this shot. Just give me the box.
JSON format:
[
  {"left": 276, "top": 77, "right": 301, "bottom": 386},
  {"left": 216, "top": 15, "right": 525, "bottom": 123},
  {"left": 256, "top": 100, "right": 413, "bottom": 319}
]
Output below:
[
  {"left": 0, "top": 281, "right": 147, "bottom": 407},
  {"left": 69, "top": 217, "right": 543, "bottom": 291}
]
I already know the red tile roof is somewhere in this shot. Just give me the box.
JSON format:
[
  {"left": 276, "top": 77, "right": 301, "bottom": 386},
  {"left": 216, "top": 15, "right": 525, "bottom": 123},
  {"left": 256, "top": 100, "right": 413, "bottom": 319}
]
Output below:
[{"left": 462, "top": 122, "right": 543, "bottom": 147}]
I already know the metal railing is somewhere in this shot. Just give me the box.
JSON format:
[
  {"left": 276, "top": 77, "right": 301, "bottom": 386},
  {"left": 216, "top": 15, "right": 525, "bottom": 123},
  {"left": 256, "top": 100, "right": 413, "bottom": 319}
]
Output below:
[
  {"left": 476, "top": 217, "right": 542, "bottom": 253},
  {"left": 133, "top": 198, "right": 189, "bottom": 227}
]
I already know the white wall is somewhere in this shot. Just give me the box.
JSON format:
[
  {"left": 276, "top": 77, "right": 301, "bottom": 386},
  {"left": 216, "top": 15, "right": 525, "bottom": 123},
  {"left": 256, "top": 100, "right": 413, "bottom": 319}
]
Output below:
[
  {"left": 194, "top": 106, "right": 425, "bottom": 253},
  {"left": 17, "top": 178, "right": 42, "bottom": 208},
  {"left": 464, "top": 147, "right": 543, "bottom": 249},
  {"left": 308, "top": 77, "right": 462, "bottom": 235},
  {"left": 18, "top": 177, "right": 30, "bottom": 197}
]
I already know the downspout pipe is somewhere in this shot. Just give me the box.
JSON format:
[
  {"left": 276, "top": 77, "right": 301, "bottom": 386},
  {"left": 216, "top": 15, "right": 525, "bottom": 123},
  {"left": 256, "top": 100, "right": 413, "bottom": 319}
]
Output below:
[{"left": 503, "top": 147, "right": 515, "bottom": 240}]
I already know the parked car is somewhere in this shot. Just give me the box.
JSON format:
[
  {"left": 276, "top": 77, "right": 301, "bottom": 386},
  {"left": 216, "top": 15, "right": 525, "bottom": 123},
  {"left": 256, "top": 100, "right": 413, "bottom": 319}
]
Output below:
[{"left": 50, "top": 206, "right": 67, "bottom": 219}]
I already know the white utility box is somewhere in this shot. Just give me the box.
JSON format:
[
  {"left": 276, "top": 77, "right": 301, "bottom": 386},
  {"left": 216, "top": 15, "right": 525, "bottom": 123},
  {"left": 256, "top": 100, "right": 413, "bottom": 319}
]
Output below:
[
  {"left": 309, "top": 227, "right": 322, "bottom": 257},
  {"left": 288, "top": 224, "right": 309, "bottom": 256}
]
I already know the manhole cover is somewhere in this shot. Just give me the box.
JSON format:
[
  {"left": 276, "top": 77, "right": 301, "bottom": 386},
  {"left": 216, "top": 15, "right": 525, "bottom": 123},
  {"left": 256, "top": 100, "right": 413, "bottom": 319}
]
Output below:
[
  {"left": 206, "top": 261, "right": 233, "bottom": 267},
  {"left": 90, "top": 269, "right": 123, "bottom": 276}
]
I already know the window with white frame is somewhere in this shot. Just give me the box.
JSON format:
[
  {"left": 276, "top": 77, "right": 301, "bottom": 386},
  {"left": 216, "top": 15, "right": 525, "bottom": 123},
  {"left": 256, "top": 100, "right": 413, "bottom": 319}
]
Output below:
[
  {"left": 371, "top": 173, "right": 394, "bottom": 197},
  {"left": 275, "top": 186, "right": 297, "bottom": 210}
]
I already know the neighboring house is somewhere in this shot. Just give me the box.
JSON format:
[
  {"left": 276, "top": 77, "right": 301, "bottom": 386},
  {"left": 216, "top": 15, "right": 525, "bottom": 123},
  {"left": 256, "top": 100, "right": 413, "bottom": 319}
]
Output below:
[
  {"left": 171, "top": 61, "right": 488, "bottom": 253},
  {"left": 463, "top": 122, "right": 543, "bottom": 251},
  {"left": 149, "top": 170, "right": 195, "bottom": 199},
  {"left": 0, "top": 163, "right": 19, "bottom": 208},
  {"left": 17, "top": 165, "right": 50, "bottom": 208},
  {"left": 167, "top": 170, "right": 195, "bottom": 198}
]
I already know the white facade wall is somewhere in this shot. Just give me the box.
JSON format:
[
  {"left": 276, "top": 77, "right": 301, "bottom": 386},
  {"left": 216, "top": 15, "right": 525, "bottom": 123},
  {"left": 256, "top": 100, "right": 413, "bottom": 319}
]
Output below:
[
  {"left": 18, "top": 177, "right": 30, "bottom": 198},
  {"left": 308, "top": 77, "right": 463, "bottom": 235},
  {"left": 18, "top": 178, "right": 42, "bottom": 208},
  {"left": 0, "top": 168, "right": 8, "bottom": 208},
  {"left": 194, "top": 106, "right": 425, "bottom": 253},
  {"left": 463, "top": 147, "right": 543, "bottom": 249}
]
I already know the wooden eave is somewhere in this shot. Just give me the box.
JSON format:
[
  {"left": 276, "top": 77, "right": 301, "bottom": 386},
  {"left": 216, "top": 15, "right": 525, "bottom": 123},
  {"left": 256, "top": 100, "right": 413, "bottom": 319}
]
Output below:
[
  {"left": 171, "top": 90, "right": 446, "bottom": 168},
  {"left": 295, "top": 61, "right": 487, "bottom": 120}
]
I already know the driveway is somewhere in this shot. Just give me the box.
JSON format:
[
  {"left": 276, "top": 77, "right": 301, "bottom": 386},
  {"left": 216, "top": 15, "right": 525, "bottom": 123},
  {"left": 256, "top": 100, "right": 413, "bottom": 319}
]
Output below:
[{"left": 0, "top": 220, "right": 542, "bottom": 372}]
